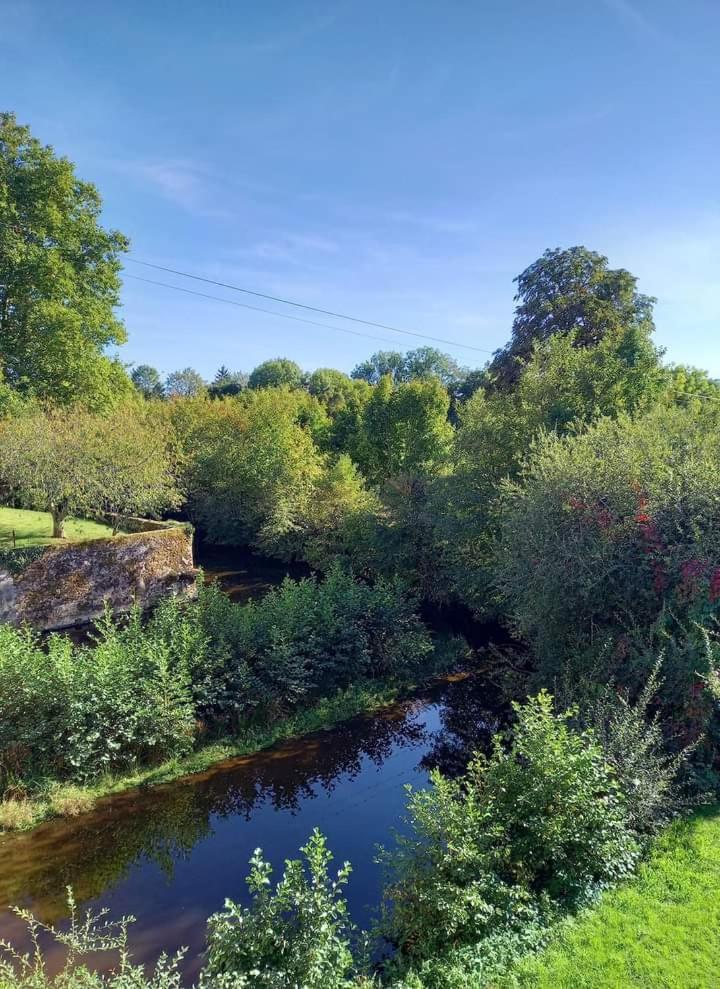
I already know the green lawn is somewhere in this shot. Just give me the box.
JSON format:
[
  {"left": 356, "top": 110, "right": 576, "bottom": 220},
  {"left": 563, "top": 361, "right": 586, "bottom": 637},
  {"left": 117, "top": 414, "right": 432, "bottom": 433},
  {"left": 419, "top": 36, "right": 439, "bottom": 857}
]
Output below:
[
  {"left": 0, "top": 506, "right": 114, "bottom": 547},
  {"left": 506, "top": 807, "right": 720, "bottom": 988}
]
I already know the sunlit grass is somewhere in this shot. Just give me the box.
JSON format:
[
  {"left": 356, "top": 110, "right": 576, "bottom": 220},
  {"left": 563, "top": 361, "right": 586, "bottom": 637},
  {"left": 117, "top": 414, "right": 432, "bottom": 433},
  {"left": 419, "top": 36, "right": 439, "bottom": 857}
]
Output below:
[
  {"left": 0, "top": 506, "right": 114, "bottom": 547},
  {"left": 505, "top": 806, "right": 720, "bottom": 988}
]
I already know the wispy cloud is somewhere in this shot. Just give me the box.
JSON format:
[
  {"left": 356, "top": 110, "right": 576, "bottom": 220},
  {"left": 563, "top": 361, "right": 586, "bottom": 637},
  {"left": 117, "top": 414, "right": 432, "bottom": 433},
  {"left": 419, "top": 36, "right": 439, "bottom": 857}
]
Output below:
[
  {"left": 107, "top": 158, "right": 233, "bottom": 219},
  {"left": 601, "top": 0, "right": 668, "bottom": 43}
]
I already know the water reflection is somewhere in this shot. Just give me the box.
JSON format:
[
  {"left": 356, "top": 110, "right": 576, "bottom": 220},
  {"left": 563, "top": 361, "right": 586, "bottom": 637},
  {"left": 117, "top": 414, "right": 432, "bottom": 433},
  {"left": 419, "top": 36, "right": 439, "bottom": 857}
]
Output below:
[{"left": 0, "top": 674, "right": 504, "bottom": 983}]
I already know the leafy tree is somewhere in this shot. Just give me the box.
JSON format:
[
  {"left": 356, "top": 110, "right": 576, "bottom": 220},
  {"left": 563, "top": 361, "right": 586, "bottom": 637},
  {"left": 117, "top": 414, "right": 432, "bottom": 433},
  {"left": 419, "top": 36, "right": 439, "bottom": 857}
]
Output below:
[
  {"left": 209, "top": 365, "right": 247, "bottom": 398},
  {"left": 0, "top": 112, "right": 132, "bottom": 408},
  {"left": 488, "top": 247, "right": 656, "bottom": 389},
  {"left": 165, "top": 367, "right": 206, "bottom": 398},
  {"left": 403, "top": 346, "right": 466, "bottom": 387},
  {"left": 496, "top": 404, "right": 720, "bottom": 661},
  {"left": 176, "top": 390, "right": 324, "bottom": 554},
  {"left": 248, "top": 357, "right": 304, "bottom": 390},
  {"left": 131, "top": 363, "right": 164, "bottom": 399},
  {"left": 355, "top": 375, "right": 453, "bottom": 483},
  {"left": 0, "top": 404, "right": 180, "bottom": 537},
  {"left": 351, "top": 347, "right": 465, "bottom": 387},
  {"left": 351, "top": 349, "right": 406, "bottom": 384}
]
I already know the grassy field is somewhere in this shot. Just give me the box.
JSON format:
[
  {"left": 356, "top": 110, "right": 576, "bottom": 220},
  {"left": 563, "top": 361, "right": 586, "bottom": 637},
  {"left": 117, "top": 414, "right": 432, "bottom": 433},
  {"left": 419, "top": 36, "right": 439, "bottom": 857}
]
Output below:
[
  {"left": 505, "top": 806, "right": 720, "bottom": 988},
  {"left": 0, "top": 506, "right": 114, "bottom": 547}
]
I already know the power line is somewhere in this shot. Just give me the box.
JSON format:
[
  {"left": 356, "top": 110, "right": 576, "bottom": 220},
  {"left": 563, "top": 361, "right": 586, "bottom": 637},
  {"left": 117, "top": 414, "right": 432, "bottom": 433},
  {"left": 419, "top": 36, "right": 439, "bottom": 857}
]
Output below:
[
  {"left": 124, "top": 274, "right": 444, "bottom": 351},
  {"left": 126, "top": 258, "right": 495, "bottom": 355}
]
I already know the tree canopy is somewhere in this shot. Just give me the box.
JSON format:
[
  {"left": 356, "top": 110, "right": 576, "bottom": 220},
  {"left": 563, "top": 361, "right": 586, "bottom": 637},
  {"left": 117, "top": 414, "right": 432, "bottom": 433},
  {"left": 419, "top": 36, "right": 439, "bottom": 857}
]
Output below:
[
  {"left": 488, "top": 246, "right": 657, "bottom": 389},
  {"left": 0, "top": 404, "right": 180, "bottom": 537},
  {"left": 0, "top": 112, "right": 132, "bottom": 408}
]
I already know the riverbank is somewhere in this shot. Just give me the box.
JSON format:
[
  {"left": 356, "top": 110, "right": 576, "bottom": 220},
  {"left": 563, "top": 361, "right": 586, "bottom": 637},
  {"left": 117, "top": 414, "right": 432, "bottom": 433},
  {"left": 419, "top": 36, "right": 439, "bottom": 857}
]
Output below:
[
  {"left": 498, "top": 805, "right": 720, "bottom": 987},
  {"left": 0, "top": 673, "right": 465, "bottom": 835}
]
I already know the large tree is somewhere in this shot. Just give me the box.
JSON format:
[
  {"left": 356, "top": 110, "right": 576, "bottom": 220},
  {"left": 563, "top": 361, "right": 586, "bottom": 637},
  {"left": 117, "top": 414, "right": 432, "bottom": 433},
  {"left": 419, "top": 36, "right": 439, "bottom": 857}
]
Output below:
[
  {"left": 488, "top": 246, "right": 656, "bottom": 390},
  {"left": 165, "top": 367, "right": 206, "bottom": 398},
  {"left": 0, "top": 112, "right": 132, "bottom": 407},
  {"left": 248, "top": 357, "right": 303, "bottom": 390},
  {"left": 0, "top": 405, "right": 180, "bottom": 537}
]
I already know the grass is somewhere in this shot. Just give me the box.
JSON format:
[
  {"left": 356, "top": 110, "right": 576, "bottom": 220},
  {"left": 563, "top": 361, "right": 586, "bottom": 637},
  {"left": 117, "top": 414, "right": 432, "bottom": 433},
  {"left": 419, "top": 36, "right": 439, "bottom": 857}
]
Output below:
[
  {"left": 0, "top": 506, "right": 114, "bottom": 547},
  {"left": 0, "top": 679, "right": 405, "bottom": 833},
  {"left": 503, "top": 806, "right": 720, "bottom": 988}
]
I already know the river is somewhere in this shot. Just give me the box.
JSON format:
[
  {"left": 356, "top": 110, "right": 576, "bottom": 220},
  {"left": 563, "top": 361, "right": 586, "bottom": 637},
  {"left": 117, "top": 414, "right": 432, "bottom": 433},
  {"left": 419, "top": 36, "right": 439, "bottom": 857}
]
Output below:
[{"left": 0, "top": 673, "right": 502, "bottom": 983}]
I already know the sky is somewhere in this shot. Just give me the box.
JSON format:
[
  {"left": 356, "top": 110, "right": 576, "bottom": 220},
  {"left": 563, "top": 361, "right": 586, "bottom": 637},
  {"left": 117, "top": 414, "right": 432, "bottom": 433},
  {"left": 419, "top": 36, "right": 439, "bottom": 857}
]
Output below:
[{"left": 3, "top": 0, "right": 720, "bottom": 379}]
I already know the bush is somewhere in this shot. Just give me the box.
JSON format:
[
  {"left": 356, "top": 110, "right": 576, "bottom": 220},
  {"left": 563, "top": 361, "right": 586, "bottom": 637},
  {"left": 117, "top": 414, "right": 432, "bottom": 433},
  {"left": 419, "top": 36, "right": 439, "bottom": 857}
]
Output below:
[
  {"left": 497, "top": 406, "right": 720, "bottom": 673},
  {"left": 0, "top": 607, "right": 196, "bottom": 793},
  {"left": 0, "top": 569, "right": 433, "bottom": 795},
  {"left": 558, "top": 661, "right": 687, "bottom": 837},
  {"left": 382, "top": 693, "right": 638, "bottom": 962},
  {"left": 202, "top": 829, "right": 361, "bottom": 988},
  {"left": 0, "top": 890, "right": 184, "bottom": 988},
  {"left": 189, "top": 566, "right": 433, "bottom": 730}
]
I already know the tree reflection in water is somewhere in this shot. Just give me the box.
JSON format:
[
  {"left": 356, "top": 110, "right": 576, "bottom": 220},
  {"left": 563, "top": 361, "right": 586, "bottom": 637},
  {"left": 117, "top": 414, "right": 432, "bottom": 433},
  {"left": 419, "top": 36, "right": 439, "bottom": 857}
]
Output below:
[{"left": 0, "top": 672, "right": 505, "bottom": 981}]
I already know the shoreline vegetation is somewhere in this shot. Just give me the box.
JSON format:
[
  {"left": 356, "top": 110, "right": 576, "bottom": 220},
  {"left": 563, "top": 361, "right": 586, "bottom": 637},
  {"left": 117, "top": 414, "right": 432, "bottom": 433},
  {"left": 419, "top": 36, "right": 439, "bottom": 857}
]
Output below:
[{"left": 0, "top": 676, "right": 426, "bottom": 835}]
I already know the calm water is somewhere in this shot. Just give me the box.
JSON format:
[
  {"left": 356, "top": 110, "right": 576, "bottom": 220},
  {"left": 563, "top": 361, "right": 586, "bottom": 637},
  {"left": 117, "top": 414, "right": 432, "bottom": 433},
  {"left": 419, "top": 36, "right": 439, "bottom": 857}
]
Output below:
[{"left": 0, "top": 674, "right": 502, "bottom": 983}]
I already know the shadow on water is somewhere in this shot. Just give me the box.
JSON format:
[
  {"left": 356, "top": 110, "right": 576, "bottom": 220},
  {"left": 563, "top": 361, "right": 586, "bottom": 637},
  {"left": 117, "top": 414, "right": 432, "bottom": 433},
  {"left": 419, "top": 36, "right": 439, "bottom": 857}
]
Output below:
[
  {"left": 196, "top": 542, "right": 309, "bottom": 603},
  {"left": 0, "top": 673, "right": 505, "bottom": 984}
]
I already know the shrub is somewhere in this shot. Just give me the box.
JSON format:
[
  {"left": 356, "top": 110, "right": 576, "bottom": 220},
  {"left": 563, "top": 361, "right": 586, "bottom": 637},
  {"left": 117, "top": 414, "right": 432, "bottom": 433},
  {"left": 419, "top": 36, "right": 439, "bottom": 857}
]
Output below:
[
  {"left": 0, "top": 608, "right": 196, "bottom": 793},
  {"left": 202, "top": 829, "right": 361, "bottom": 989},
  {"left": 382, "top": 693, "right": 638, "bottom": 961},
  {"left": 496, "top": 406, "right": 720, "bottom": 673},
  {"left": 0, "top": 890, "right": 184, "bottom": 988},
  {"left": 189, "top": 567, "right": 433, "bottom": 729},
  {"left": 558, "top": 661, "right": 687, "bottom": 836}
]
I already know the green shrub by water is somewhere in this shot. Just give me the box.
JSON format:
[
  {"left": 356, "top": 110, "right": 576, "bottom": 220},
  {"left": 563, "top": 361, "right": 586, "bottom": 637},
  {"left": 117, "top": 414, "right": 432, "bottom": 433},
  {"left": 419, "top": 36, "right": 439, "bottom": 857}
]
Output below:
[{"left": 0, "top": 565, "right": 433, "bottom": 797}]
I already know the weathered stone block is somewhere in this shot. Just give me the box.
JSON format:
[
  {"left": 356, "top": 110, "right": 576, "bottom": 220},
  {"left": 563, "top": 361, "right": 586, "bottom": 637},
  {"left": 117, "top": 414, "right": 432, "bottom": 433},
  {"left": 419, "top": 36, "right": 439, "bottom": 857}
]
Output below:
[{"left": 0, "top": 526, "right": 198, "bottom": 631}]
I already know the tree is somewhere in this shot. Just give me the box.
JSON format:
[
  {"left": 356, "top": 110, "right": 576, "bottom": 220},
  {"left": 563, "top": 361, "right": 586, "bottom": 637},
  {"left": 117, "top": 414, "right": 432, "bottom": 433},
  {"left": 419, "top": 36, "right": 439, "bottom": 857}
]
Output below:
[
  {"left": 0, "top": 405, "right": 180, "bottom": 537},
  {"left": 208, "top": 366, "right": 247, "bottom": 398},
  {"left": 0, "top": 112, "right": 133, "bottom": 408},
  {"left": 131, "top": 364, "right": 164, "bottom": 399},
  {"left": 351, "top": 350, "right": 405, "bottom": 385},
  {"left": 488, "top": 247, "right": 656, "bottom": 389},
  {"left": 403, "top": 346, "right": 466, "bottom": 387},
  {"left": 351, "top": 347, "right": 465, "bottom": 387},
  {"left": 248, "top": 357, "right": 304, "bottom": 390},
  {"left": 177, "top": 389, "right": 325, "bottom": 555},
  {"left": 165, "top": 367, "right": 206, "bottom": 398},
  {"left": 356, "top": 375, "right": 453, "bottom": 483}
]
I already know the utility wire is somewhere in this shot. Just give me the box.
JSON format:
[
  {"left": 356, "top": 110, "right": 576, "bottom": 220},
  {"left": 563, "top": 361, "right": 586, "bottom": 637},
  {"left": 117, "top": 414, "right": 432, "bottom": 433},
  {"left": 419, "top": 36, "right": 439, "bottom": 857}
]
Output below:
[
  {"left": 124, "top": 274, "right": 442, "bottom": 351},
  {"left": 126, "top": 258, "right": 495, "bottom": 355}
]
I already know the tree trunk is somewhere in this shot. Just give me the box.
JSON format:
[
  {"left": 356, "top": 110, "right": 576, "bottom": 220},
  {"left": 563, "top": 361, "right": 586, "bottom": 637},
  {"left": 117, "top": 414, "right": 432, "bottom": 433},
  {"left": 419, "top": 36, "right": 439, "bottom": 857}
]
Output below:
[{"left": 51, "top": 509, "right": 66, "bottom": 539}]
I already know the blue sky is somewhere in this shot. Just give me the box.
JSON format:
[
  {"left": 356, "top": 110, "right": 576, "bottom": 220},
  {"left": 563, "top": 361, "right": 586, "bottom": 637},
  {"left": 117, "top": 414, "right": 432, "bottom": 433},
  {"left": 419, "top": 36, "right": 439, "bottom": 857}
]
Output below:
[{"left": 4, "top": 0, "right": 720, "bottom": 378}]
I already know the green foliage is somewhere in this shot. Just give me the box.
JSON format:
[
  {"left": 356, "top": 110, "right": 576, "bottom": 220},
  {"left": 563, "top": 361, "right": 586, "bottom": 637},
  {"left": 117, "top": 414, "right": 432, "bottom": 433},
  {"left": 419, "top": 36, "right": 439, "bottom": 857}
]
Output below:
[
  {"left": 0, "top": 568, "right": 432, "bottom": 794},
  {"left": 175, "top": 389, "right": 326, "bottom": 554},
  {"left": 131, "top": 364, "right": 164, "bottom": 399},
  {"left": 489, "top": 246, "right": 656, "bottom": 390},
  {"left": 0, "top": 608, "right": 196, "bottom": 791},
  {"left": 351, "top": 348, "right": 465, "bottom": 388},
  {"left": 189, "top": 566, "right": 432, "bottom": 729},
  {"left": 0, "top": 889, "right": 184, "bottom": 988},
  {"left": 0, "top": 544, "right": 46, "bottom": 574},
  {"left": 496, "top": 404, "right": 720, "bottom": 673},
  {"left": 164, "top": 367, "right": 206, "bottom": 398},
  {"left": 354, "top": 375, "right": 453, "bottom": 483},
  {"left": 382, "top": 693, "right": 637, "bottom": 964},
  {"left": 0, "top": 405, "right": 180, "bottom": 536},
  {"left": 0, "top": 112, "right": 132, "bottom": 409},
  {"left": 248, "top": 357, "right": 304, "bottom": 390},
  {"left": 558, "top": 662, "right": 687, "bottom": 837},
  {"left": 202, "top": 829, "right": 360, "bottom": 988}
]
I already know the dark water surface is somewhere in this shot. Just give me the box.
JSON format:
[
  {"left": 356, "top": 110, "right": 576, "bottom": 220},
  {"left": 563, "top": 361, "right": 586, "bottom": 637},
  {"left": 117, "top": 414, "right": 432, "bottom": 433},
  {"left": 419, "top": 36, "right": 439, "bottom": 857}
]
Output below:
[{"left": 0, "top": 674, "right": 501, "bottom": 983}]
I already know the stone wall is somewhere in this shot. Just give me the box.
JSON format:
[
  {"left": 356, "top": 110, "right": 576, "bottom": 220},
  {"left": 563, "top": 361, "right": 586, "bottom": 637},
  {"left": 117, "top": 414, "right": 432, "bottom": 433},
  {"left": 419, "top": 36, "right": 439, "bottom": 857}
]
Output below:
[{"left": 0, "top": 526, "right": 198, "bottom": 632}]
